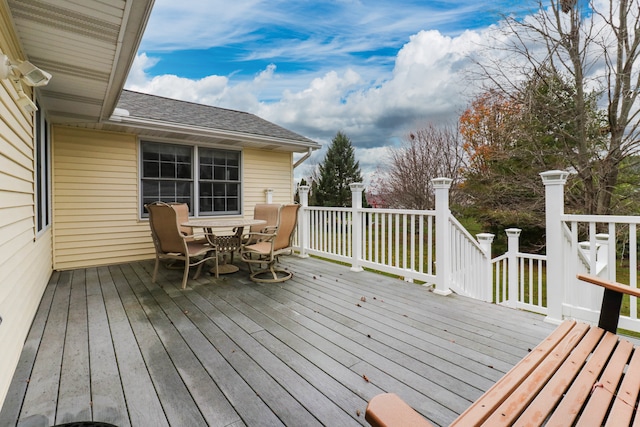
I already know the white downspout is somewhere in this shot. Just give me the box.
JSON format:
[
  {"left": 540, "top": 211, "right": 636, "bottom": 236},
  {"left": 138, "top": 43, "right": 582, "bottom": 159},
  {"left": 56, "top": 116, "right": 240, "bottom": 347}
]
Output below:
[{"left": 293, "top": 148, "right": 313, "bottom": 169}]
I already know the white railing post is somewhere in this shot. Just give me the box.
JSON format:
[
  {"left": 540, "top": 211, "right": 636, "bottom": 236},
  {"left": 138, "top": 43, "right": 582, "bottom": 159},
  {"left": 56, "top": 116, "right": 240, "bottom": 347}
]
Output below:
[
  {"left": 297, "top": 185, "right": 310, "bottom": 258},
  {"left": 540, "top": 170, "right": 569, "bottom": 324},
  {"left": 476, "top": 233, "right": 495, "bottom": 302},
  {"left": 433, "top": 177, "right": 453, "bottom": 296},
  {"left": 265, "top": 188, "right": 273, "bottom": 203},
  {"left": 350, "top": 183, "right": 365, "bottom": 272},
  {"left": 505, "top": 228, "right": 522, "bottom": 308}
]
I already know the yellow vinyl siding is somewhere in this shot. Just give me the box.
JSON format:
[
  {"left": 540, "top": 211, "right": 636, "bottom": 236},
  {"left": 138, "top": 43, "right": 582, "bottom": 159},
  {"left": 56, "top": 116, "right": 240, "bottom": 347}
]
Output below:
[
  {"left": 52, "top": 134, "right": 297, "bottom": 271},
  {"left": 243, "top": 148, "right": 294, "bottom": 215},
  {"left": 52, "top": 126, "right": 153, "bottom": 270},
  {"left": 0, "top": 5, "right": 53, "bottom": 406}
]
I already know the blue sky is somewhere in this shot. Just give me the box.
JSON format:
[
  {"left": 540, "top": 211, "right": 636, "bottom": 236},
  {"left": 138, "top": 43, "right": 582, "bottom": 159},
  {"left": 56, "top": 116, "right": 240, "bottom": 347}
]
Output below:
[{"left": 126, "top": 0, "right": 530, "bottom": 181}]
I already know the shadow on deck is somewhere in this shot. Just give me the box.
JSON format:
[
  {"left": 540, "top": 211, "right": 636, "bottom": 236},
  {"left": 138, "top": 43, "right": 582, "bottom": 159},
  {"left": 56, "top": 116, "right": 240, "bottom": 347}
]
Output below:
[{"left": 0, "top": 256, "right": 555, "bottom": 427}]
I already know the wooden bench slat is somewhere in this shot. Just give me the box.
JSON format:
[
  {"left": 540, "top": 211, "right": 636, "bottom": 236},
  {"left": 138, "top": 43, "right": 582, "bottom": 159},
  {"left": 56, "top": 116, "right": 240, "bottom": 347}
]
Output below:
[
  {"left": 576, "top": 338, "right": 634, "bottom": 427},
  {"left": 607, "top": 347, "right": 640, "bottom": 427},
  {"left": 543, "top": 331, "right": 617, "bottom": 426},
  {"left": 481, "top": 323, "right": 598, "bottom": 426},
  {"left": 512, "top": 327, "right": 610, "bottom": 426},
  {"left": 449, "top": 320, "right": 582, "bottom": 427}
]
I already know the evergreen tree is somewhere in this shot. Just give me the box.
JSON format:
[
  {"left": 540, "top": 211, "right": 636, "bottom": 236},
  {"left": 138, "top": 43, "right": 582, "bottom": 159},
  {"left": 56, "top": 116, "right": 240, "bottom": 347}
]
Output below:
[{"left": 315, "top": 132, "right": 363, "bottom": 207}]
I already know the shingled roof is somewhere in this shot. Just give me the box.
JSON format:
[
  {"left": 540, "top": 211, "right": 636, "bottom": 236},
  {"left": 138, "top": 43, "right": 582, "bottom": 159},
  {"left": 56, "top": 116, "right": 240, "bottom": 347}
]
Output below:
[{"left": 113, "top": 90, "right": 318, "bottom": 150}]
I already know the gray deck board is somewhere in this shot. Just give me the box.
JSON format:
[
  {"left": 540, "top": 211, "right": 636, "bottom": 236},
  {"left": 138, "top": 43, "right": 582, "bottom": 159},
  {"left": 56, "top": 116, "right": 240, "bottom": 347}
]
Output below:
[
  {"left": 18, "top": 270, "right": 71, "bottom": 426},
  {"left": 86, "top": 267, "right": 130, "bottom": 427},
  {"left": 0, "top": 271, "right": 58, "bottom": 427},
  {"left": 1, "top": 256, "right": 557, "bottom": 427},
  {"left": 56, "top": 269, "right": 92, "bottom": 425}
]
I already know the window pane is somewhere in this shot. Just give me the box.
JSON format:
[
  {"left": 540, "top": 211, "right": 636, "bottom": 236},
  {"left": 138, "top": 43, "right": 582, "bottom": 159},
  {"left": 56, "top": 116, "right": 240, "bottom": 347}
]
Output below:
[
  {"left": 143, "top": 161, "right": 159, "bottom": 178},
  {"left": 200, "top": 183, "right": 212, "bottom": 197},
  {"left": 200, "top": 197, "right": 212, "bottom": 212},
  {"left": 228, "top": 167, "right": 239, "bottom": 181},
  {"left": 227, "top": 154, "right": 239, "bottom": 167},
  {"left": 143, "top": 181, "right": 159, "bottom": 198},
  {"left": 213, "top": 183, "right": 225, "bottom": 196},
  {"left": 213, "top": 154, "right": 226, "bottom": 165},
  {"left": 214, "top": 198, "right": 226, "bottom": 211},
  {"left": 177, "top": 162, "right": 191, "bottom": 179},
  {"left": 200, "top": 164, "right": 212, "bottom": 180},
  {"left": 141, "top": 142, "right": 194, "bottom": 216},
  {"left": 213, "top": 166, "right": 226, "bottom": 180},
  {"left": 227, "top": 183, "right": 238, "bottom": 196}
]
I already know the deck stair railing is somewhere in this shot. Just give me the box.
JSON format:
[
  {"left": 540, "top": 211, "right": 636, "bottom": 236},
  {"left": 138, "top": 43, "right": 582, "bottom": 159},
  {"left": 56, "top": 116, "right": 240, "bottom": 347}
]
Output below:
[{"left": 296, "top": 179, "right": 491, "bottom": 298}]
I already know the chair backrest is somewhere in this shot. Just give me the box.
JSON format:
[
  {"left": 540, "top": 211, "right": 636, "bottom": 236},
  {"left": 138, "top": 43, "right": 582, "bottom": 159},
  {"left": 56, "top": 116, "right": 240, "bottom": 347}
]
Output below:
[
  {"left": 252, "top": 203, "right": 281, "bottom": 232},
  {"left": 146, "top": 202, "right": 187, "bottom": 254},
  {"left": 273, "top": 204, "right": 300, "bottom": 251},
  {"left": 170, "top": 203, "right": 192, "bottom": 236}
]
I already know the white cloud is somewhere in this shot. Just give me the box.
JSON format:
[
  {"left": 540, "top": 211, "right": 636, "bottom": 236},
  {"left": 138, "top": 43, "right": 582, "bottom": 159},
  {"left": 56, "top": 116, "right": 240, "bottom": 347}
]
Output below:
[{"left": 127, "top": 24, "right": 495, "bottom": 182}]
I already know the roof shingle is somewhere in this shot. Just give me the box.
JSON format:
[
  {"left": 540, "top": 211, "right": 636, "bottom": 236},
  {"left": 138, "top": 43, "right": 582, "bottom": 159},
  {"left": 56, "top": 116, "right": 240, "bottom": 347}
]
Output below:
[{"left": 116, "top": 90, "right": 317, "bottom": 146}]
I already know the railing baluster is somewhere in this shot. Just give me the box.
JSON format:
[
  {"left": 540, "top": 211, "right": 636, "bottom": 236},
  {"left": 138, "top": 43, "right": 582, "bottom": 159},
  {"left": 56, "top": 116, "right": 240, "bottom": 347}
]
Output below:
[{"left": 631, "top": 224, "right": 638, "bottom": 320}]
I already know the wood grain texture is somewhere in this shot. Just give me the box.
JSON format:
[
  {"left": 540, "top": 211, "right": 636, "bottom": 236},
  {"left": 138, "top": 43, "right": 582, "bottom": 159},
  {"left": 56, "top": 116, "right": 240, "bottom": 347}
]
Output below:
[{"left": 2, "top": 257, "right": 558, "bottom": 427}]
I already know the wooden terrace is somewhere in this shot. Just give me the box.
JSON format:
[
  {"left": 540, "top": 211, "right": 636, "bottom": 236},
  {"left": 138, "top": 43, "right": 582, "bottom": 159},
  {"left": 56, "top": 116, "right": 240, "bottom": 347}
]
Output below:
[{"left": 0, "top": 256, "right": 555, "bottom": 427}]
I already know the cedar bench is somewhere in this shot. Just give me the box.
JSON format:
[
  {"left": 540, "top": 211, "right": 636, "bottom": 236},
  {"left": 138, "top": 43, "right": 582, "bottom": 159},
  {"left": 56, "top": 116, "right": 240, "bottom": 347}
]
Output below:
[{"left": 366, "top": 274, "right": 640, "bottom": 426}]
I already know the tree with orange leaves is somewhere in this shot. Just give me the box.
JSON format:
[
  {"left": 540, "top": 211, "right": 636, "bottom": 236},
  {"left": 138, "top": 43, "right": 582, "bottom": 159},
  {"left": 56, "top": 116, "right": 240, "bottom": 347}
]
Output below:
[{"left": 459, "top": 90, "right": 521, "bottom": 176}]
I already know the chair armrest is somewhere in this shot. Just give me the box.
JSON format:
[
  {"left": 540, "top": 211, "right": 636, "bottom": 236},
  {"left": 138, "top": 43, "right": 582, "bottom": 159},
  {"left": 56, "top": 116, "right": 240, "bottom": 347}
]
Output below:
[
  {"left": 241, "top": 231, "right": 276, "bottom": 243},
  {"left": 577, "top": 274, "right": 640, "bottom": 333},
  {"left": 365, "top": 393, "right": 434, "bottom": 427}
]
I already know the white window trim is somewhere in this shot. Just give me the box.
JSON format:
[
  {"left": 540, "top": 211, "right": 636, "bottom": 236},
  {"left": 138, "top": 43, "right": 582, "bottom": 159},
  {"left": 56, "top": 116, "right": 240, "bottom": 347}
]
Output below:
[{"left": 34, "top": 101, "right": 51, "bottom": 237}]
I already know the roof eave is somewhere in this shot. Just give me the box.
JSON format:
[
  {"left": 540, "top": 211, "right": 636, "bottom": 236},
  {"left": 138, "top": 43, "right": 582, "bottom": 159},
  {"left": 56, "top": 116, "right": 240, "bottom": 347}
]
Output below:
[
  {"left": 106, "top": 115, "right": 321, "bottom": 152},
  {"left": 100, "top": 1, "right": 155, "bottom": 121}
]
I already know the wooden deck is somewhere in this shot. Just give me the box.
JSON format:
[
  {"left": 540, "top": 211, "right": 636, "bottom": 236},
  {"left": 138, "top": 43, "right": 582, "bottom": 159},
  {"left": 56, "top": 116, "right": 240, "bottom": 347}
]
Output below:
[{"left": 0, "top": 256, "right": 555, "bottom": 427}]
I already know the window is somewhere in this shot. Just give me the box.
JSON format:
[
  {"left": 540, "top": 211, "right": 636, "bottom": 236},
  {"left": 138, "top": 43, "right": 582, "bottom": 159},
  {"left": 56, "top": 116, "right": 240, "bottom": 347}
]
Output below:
[
  {"left": 141, "top": 141, "right": 241, "bottom": 217},
  {"left": 199, "top": 148, "right": 240, "bottom": 214},
  {"left": 35, "top": 103, "right": 50, "bottom": 233}
]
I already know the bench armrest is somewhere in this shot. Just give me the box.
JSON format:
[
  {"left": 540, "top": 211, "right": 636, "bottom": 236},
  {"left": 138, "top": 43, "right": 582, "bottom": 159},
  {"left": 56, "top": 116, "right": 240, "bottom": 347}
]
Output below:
[
  {"left": 365, "top": 393, "right": 435, "bottom": 427},
  {"left": 576, "top": 274, "right": 640, "bottom": 298},
  {"left": 577, "top": 274, "right": 640, "bottom": 333}
]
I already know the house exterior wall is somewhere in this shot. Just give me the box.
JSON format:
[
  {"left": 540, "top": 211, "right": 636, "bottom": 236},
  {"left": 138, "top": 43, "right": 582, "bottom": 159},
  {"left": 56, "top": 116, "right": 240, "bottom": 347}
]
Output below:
[
  {"left": 52, "top": 128, "right": 296, "bottom": 270},
  {"left": 52, "top": 126, "right": 153, "bottom": 270},
  {"left": 0, "top": 9, "right": 53, "bottom": 407},
  {"left": 242, "top": 148, "right": 294, "bottom": 211}
]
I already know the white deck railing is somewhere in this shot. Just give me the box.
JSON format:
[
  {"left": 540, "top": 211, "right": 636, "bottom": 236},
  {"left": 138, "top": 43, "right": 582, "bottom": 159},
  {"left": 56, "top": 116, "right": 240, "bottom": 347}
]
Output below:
[
  {"left": 559, "top": 214, "right": 640, "bottom": 331},
  {"left": 293, "top": 172, "right": 640, "bottom": 333},
  {"left": 491, "top": 243, "right": 547, "bottom": 315},
  {"left": 297, "top": 181, "right": 488, "bottom": 296},
  {"left": 449, "top": 215, "right": 492, "bottom": 301}
]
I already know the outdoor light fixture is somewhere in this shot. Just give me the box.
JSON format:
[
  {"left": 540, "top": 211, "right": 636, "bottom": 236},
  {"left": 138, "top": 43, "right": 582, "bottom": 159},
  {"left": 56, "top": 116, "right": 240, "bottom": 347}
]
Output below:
[
  {"left": 0, "top": 54, "right": 52, "bottom": 87},
  {"left": 0, "top": 53, "right": 51, "bottom": 113},
  {"left": 16, "top": 89, "right": 37, "bottom": 113}
]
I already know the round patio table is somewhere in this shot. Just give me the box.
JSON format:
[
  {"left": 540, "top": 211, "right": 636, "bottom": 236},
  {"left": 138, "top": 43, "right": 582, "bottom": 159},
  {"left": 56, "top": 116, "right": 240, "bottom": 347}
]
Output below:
[{"left": 182, "top": 218, "right": 266, "bottom": 274}]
